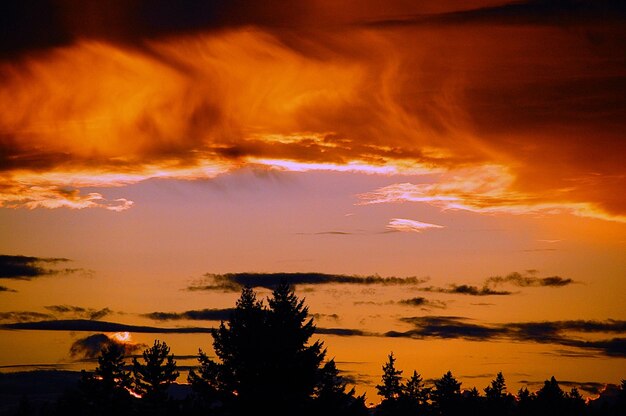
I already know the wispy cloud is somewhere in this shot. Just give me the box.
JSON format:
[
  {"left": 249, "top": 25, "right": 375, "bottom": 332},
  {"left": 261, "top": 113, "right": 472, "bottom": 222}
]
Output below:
[
  {"left": 142, "top": 308, "right": 234, "bottom": 321},
  {"left": 45, "top": 305, "right": 112, "bottom": 320},
  {"left": 419, "top": 270, "right": 575, "bottom": 296},
  {"left": 0, "top": 1, "right": 624, "bottom": 221},
  {"left": 485, "top": 272, "right": 575, "bottom": 288},
  {"left": 2, "top": 319, "right": 213, "bottom": 334},
  {"left": 398, "top": 297, "right": 447, "bottom": 309},
  {"left": 0, "top": 311, "right": 54, "bottom": 323},
  {"left": 188, "top": 272, "right": 429, "bottom": 292},
  {"left": 0, "top": 255, "right": 77, "bottom": 280},
  {"left": 388, "top": 316, "right": 626, "bottom": 357},
  {"left": 420, "top": 285, "right": 512, "bottom": 296},
  {"left": 386, "top": 218, "right": 444, "bottom": 233}
]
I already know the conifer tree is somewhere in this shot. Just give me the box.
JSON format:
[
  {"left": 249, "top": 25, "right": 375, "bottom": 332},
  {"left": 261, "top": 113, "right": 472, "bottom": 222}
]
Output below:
[
  {"left": 402, "top": 370, "right": 430, "bottom": 407},
  {"left": 376, "top": 352, "right": 403, "bottom": 402},
  {"left": 432, "top": 371, "right": 462, "bottom": 416},
  {"left": 132, "top": 340, "right": 179, "bottom": 402},
  {"left": 192, "top": 283, "right": 329, "bottom": 415}
]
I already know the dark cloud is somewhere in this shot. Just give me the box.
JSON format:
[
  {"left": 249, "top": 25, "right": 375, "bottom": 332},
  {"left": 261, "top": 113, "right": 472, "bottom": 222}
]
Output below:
[
  {"left": 143, "top": 308, "right": 234, "bottom": 321},
  {"left": 398, "top": 297, "right": 446, "bottom": 309},
  {"left": 189, "top": 272, "right": 429, "bottom": 292},
  {"left": 418, "top": 271, "right": 575, "bottom": 296},
  {"left": 420, "top": 285, "right": 512, "bottom": 296},
  {"left": 0, "top": 311, "right": 54, "bottom": 322},
  {"left": 69, "top": 333, "right": 144, "bottom": 360},
  {"left": 0, "top": 254, "right": 77, "bottom": 280},
  {"left": 316, "top": 328, "right": 372, "bottom": 337},
  {"left": 367, "top": 0, "right": 626, "bottom": 27},
  {"left": 388, "top": 316, "right": 626, "bottom": 357},
  {"left": 391, "top": 316, "right": 507, "bottom": 340},
  {"left": 2, "top": 319, "right": 213, "bottom": 334},
  {"left": 45, "top": 305, "right": 112, "bottom": 320},
  {"left": 0, "top": 285, "right": 16, "bottom": 292},
  {"left": 485, "top": 272, "right": 575, "bottom": 288},
  {"left": 311, "top": 313, "right": 340, "bottom": 321}
]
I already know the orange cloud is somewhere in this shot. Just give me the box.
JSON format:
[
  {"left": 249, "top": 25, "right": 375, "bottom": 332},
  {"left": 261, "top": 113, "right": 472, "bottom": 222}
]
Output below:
[
  {"left": 0, "top": 2, "right": 624, "bottom": 220},
  {"left": 387, "top": 218, "right": 445, "bottom": 233}
]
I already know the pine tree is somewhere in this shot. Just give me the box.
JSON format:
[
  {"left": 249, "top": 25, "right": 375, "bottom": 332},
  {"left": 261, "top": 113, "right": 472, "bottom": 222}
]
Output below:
[
  {"left": 315, "top": 359, "right": 368, "bottom": 416},
  {"left": 432, "top": 371, "right": 462, "bottom": 415},
  {"left": 193, "top": 283, "right": 328, "bottom": 415},
  {"left": 132, "top": 340, "right": 179, "bottom": 402},
  {"left": 402, "top": 370, "right": 430, "bottom": 407},
  {"left": 95, "top": 343, "right": 131, "bottom": 392},
  {"left": 78, "top": 343, "right": 133, "bottom": 415},
  {"left": 484, "top": 372, "right": 506, "bottom": 399},
  {"left": 536, "top": 376, "right": 565, "bottom": 415},
  {"left": 265, "top": 282, "right": 326, "bottom": 411},
  {"left": 376, "top": 352, "right": 403, "bottom": 402}
]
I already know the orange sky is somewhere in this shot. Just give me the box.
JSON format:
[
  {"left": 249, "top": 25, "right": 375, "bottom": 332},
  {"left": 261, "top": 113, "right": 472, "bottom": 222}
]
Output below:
[{"left": 1, "top": 0, "right": 625, "bottom": 401}]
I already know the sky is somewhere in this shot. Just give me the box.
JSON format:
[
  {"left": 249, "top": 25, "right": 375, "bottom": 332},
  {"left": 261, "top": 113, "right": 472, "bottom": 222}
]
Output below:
[{"left": 1, "top": 0, "right": 625, "bottom": 403}]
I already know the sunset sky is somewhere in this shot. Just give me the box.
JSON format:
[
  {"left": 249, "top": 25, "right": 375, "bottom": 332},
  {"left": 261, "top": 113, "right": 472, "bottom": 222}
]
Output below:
[{"left": 1, "top": 0, "right": 625, "bottom": 402}]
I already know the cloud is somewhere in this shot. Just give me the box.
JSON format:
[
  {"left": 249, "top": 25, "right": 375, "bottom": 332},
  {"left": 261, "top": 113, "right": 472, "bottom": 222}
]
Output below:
[
  {"left": 188, "top": 272, "right": 429, "bottom": 292},
  {"left": 398, "top": 297, "right": 446, "bottom": 309},
  {"left": 389, "top": 316, "right": 626, "bottom": 357},
  {"left": 485, "top": 272, "right": 575, "bottom": 288},
  {"left": 69, "top": 333, "right": 144, "bottom": 360},
  {"left": 0, "top": 1, "right": 624, "bottom": 221},
  {"left": 0, "top": 285, "right": 16, "bottom": 292},
  {"left": 44, "top": 305, "right": 112, "bottom": 320},
  {"left": 0, "top": 311, "right": 54, "bottom": 322},
  {"left": 143, "top": 308, "right": 234, "bottom": 321},
  {"left": 316, "top": 328, "right": 372, "bottom": 337},
  {"left": 420, "top": 284, "right": 512, "bottom": 296},
  {"left": 366, "top": 0, "right": 626, "bottom": 27},
  {"left": 418, "top": 271, "right": 575, "bottom": 296},
  {"left": 0, "top": 254, "right": 79, "bottom": 280},
  {"left": 386, "top": 218, "right": 444, "bottom": 233},
  {"left": 2, "top": 319, "right": 213, "bottom": 334}
]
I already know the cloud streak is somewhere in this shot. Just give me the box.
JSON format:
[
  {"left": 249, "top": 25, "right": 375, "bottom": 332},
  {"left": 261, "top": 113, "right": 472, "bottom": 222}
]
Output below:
[
  {"left": 398, "top": 297, "right": 447, "bottom": 309},
  {"left": 420, "top": 285, "right": 512, "bottom": 296},
  {"left": 0, "top": 254, "right": 77, "bottom": 280},
  {"left": 386, "top": 218, "right": 444, "bottom": 233},
  {"left": 389, "top": 316, "right": 626, "bottom": 357},
  {"left": 44, "top": 305, "right": 112, "bottom": 320},
  {"left": 485, "top": 272, "right": 574, "bottom": 288},
  {"left": 143, "top": 308, "right": 235, "bottom": 321},
  {"left": 419, "top": 271, "right": 575, "bottom": 296},
  {"left": 188, "top": 272, "right": 429, "bottom": 292},
  {"left": 2, "top": 319, "right": 214, "bottom": 334}
]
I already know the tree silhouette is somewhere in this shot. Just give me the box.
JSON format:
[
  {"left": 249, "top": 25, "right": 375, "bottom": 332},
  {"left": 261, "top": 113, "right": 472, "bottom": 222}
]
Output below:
[
  {"left": 132, "top": 340, "right": 179, "bottom": 403},
  {"left": 432, "top": 371, "right": 462, "bottom": 416},
  {"left": 535, "top": 376, "right": 565, "bottom": 415},
  {"left": 314, "top": 359, "right": 368, "bottom": 416},
  {"left": 399, "top": 370, "right": 431, "bottom": 414},
  {"left": 517, "top": 386, "right": 536, "bottom": 416},
  {"left": 376, "top": 352, "right": 403, "bottom": 402},
  {"left": 483, "top": 372, "right": 513, "bottom": 415},
  {"left": 77, "top": 343, "right": 133, "bottom": 415},
  {"left": 191, "top": 283, "right": 330, "bottom": 415}
]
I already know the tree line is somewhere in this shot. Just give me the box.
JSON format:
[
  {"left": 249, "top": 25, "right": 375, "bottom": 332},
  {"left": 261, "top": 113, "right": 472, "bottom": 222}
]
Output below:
[{"left": 9, "top": 284, "right": 626, "bottom": 416}]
